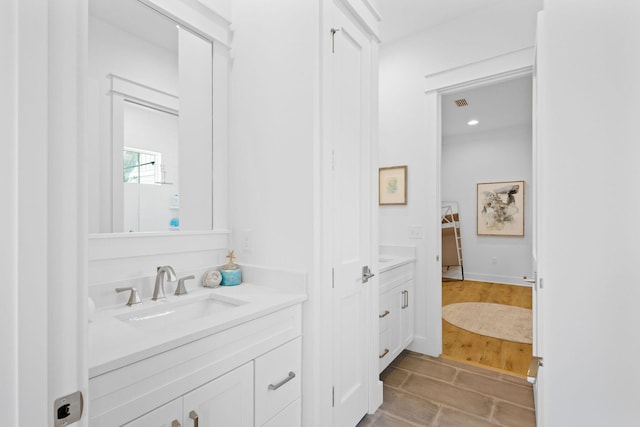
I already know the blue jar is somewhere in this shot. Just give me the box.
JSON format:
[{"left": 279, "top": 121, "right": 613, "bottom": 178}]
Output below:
[{"left": 220, "top": 268, "right": 242, "bottom": 286}]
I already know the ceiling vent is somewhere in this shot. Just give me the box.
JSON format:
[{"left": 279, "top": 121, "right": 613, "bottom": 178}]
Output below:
[{"left": 454, "top": 98, "right": 468, "bottom": 107}]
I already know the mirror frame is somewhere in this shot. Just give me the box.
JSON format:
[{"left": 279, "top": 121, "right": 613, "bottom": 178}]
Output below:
[{"left": 88, "top": 0, "right": 231, "bottom": 239}]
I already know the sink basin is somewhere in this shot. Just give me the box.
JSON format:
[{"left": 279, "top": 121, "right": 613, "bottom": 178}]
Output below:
[{"left": 116, "top": 294, "right": 246, "bottom": 331}]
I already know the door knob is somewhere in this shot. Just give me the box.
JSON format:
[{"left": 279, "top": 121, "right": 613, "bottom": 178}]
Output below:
[{"left": 362, "top": 266, "right": 375, "bottom": 283}]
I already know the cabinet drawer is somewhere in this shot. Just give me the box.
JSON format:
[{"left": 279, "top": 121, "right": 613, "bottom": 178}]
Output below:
[
  {"left": 255, "top": 337, "right": 302, "bottom": 426},
  {"left": 262, "top": 398, "right": 301, "bottom": 427}
]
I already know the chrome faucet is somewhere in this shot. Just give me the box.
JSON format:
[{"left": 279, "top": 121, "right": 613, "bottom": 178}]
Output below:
[{"left": 152, "top": 266, "right": 177, "bottom": 301}]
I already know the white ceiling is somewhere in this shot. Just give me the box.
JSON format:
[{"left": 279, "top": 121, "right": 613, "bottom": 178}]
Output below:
[
  {"left": 442, "top": 75, "right": 532, "bottom": 138},
  {"left": 374, "top": 1, "right": 532, "bottom": 137},
  {"left": 376, "top": 0, "right": 507, "bottom": 43}
]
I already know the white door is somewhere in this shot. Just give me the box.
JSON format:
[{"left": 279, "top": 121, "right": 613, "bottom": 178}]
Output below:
[
  {"left": 182, "top": 362, "right": 254, "bottom": 427},
  {"left": 327, "top": 5, "right": 374, "bottom": 427},
  {"left": 530, "top": 12, "right": 545, "bottom": 423}
]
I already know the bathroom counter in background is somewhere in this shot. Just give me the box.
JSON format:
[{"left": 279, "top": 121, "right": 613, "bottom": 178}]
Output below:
[
  {"left": 379, "top": 244, "right": 416, "bottom": 273},
  {"left": 379, "top": 255, "right": 416, "bottom": 273}
]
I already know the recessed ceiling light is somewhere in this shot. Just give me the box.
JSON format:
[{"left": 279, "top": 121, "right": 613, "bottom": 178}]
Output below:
[{"left": 467, "top": 119, "right": 479, "bottom": 126}]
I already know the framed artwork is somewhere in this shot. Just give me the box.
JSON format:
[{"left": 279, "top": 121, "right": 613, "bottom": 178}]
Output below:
[
  {"left": 477, "top": 180, "right": 525, "bottom": 236},
  {"left": 379, "top": 166, "right": 407, "bottom": 205}
]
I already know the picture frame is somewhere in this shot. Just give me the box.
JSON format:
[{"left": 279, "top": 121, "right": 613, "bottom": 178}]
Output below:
[
  {"left": 379, "top": 166, "right": 407, "bottom": 205},
  {"left": 477, "top": 180, "right": 525, "bottom": 236}
]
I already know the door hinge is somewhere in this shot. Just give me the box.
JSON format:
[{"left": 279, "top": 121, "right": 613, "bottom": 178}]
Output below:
[
  {"left": 527, "top": 356, "right": 544, "bottom": 384},
  {"left": 332, "top": 268, "right": 335, "bottom": 289},
  {"left": 332, "top": 386, "right": 335, "bottom": 407},
  {"left": 330, "top": 28, "right": 340, "bottom": 53}
]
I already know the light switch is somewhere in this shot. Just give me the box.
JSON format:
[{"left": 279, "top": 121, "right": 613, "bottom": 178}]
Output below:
[{"left": 408, "top": 225, "right": 423, "bottom": 239}]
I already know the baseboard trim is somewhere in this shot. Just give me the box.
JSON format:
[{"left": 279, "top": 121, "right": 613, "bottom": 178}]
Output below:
[
  {"left": 407, "top": 335, "right": 440, "bottom": 358},
  {"left": 457, "top": 272, "right": 533, "bottom": 287}
]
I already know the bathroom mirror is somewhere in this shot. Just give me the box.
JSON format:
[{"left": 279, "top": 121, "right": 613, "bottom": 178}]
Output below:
[{"left": 88, "top": 0, "right": 213, "bottom": 233}]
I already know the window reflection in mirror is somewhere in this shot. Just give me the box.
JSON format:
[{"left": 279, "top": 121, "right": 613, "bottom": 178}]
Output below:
[{"left": 88, "top": 0, "right": 213, "bottom": 233}]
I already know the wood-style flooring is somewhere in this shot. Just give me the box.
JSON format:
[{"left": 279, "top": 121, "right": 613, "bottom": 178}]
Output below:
[
  {"left": 442, "top": 280, "right": 532, "bottom": 377},
  {"left": 358, "top": 351, "right": 535, "bottom": 427}
]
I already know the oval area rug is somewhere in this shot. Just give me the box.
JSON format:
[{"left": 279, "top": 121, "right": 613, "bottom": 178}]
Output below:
[{"left": 442, "top": 302, "right": 532, "bottom": 344}]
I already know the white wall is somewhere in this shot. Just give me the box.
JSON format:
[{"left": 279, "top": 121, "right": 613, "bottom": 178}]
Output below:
[
  {"left": 442, "top": 126, "right": 532, "bottom": 284},
  {"left": 228, "top": 0, "right": 316, "bottom": 274},
  {"left": 537, "top": 1, "right": 640, "bottom": 425},
  {"left": 0, "top": 0, "right": 19, "bottom": 420},
  {"left": 228, "top": 1, "right": 318, "bottom": 424},
  {"left": 379, "top": 0, "right": 542, "bottom": 355}
]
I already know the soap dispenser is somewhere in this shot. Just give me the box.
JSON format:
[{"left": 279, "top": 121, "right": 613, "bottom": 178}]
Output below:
[{"left": 220, "top": 250, "right": 242, "bottom": 286}]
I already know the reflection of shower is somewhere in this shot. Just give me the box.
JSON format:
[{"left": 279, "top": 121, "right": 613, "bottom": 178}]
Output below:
[
  {"left": 123, "top": 161, "right": 155, "bottom": 182},
  {"left": 123, "top": 161, "right": 155, "bottom": 169}
]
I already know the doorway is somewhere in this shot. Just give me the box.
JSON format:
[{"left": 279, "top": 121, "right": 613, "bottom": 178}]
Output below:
[{"left": 439, "top": 74, "right": 534, "bottom": 376}]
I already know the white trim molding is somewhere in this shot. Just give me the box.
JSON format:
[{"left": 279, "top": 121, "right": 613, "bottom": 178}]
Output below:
[{"left": 424, "top": 47, "right": 534, "bottom": 93}]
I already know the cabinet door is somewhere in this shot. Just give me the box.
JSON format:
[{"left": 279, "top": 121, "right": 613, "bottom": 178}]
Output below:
[
  {"left": 388, "top": 286, "right": 403, "bottom": 360},
  {"left": 400, "top": 281, "right": 415, "bottom": 348},
  {"left": 122, "top": 398, "right": 182, "bottom": 427},
  {"left": 182, "top": 362, "right": 254, "bottom": 427}
]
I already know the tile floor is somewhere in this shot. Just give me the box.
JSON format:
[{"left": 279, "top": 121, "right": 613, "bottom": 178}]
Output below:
[{"left": 358, "top": 351, "right": 536, "bottom": 427}]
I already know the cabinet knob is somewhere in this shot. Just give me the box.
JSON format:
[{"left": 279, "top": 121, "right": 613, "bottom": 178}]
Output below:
[
  {"left": 171, "top": 420, "right": 181, "bottom": 427},
  {"left": 189, "top": 410, "right": 199, "bottom": 427}
]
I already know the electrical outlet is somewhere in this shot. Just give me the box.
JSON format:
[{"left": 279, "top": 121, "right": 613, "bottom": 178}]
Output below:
[
  {"left": 408, "top": 225, "right": 424, "bottom": 239},
  {"left": 242, "top": 229, "right": 252, "bottom": 251}
]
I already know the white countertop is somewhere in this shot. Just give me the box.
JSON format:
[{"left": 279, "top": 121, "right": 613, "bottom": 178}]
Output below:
[
  {"left": 379, "top": 255, "right": 416, "bottom": 273},
  {"left": 89, "top": 283, "right": 306, "bottom": 378}
]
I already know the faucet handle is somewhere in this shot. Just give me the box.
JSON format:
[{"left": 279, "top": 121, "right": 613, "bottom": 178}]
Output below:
[
  {"left": 175, "top": 275, "right": 195, "bottom": 296},
  {"left": 116, "top": 287, "right": 142, "bottom": 306}
]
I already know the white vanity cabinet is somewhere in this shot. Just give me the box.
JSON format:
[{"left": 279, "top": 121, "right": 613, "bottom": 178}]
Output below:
[
  {"left": 123, "top": 362, "right": 254, "bottom": 427},
  {"left": 89, "top": 304, "right": 302, "bottom": 427},
  {"left": 378, "top": 260, "right": 416, "bottom": 373}
]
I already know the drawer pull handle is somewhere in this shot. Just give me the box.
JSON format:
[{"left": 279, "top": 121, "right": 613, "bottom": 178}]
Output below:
[
  {"left": 268, "top": 371, "right": 296, "bottom": 391},
  {"left": 189, "top": 410, "right": 199, "bottom": 427},
  {"left": 379, "top": 348, "right": 389, "bottom": 359},
  {"left": 379, "top": 310, "right": 390, "bottom": 318},
  {"left": 171, "top": 420, "right": 181, "bottom": 427}
]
